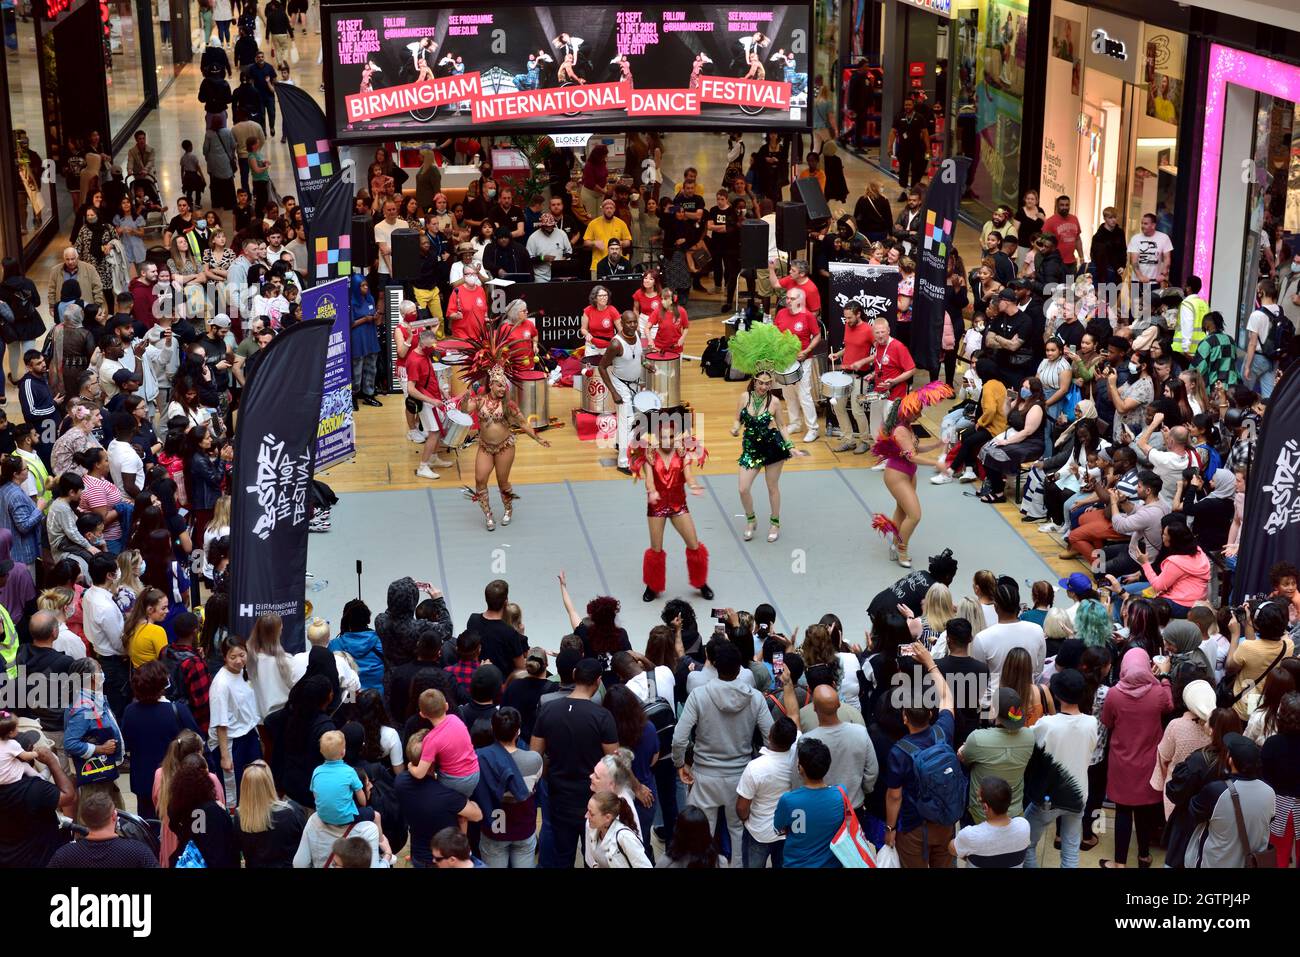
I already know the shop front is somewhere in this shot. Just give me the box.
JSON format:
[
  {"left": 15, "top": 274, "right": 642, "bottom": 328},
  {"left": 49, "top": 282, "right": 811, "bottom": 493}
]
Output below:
[
  {"left": 857, "top": 0, "right": 1042, "bottom": 221},
  {"left": 1038, "top": 4, "right": 1186, "bottom": 264},
  {"left": 0, "top": 0, "right": 175, "bottom": 267},
  {"left": 1193, "top": 43, "right": 1300, "bottom": 331}
]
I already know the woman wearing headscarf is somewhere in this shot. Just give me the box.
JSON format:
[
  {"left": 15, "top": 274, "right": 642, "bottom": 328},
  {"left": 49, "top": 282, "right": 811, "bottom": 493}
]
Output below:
[
  {"left": 1174, "top": 467, "right": 1236, "bottom": 556},
  {"left": 0, "top": 528, "right": 37, "bottom": 629},
  {"left": 349, "top": 275, "right": 382, "bottom": 410},
  {"left": 50, "top": 402, "right": 103, "bottom": 478},
  {"left": 1162, "top": 620, "right": 1215, "bottom": 683},
  {"left": 73, "top": 205, "right": 116, "bottom": 303},
  {"left": 49, "top": 296, "right": 96, "bottom": 397},
  {"left": 1099, "top": 648, "right": 1173, "bottom": 867},
  {"left": 1150, "top": 679, "right": 1214, "bottom": 820}
]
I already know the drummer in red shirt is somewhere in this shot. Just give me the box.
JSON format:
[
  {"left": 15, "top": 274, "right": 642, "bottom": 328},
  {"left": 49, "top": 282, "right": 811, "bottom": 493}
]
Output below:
[
  {"left": 502, "top": 299, "right": 539, "bottom": 369},
  {"left": 767, "top": 256, "right": 822, "bottom": 316},
  {"left": 828, "top": 302, "right": 876, "bottom": 453},
  {"left": 446, "top": 271, "right": 488, "bottom": 339},
  {"left": 405, "top": 329, "right": 455, "bottom": 481},
  {"left": 772, "top": 285, "right": 822, "bottom": 442},
  {"left": 650, "top": 287, "right": 689, "bottom": 353},
  {"left": 581, "top": 284, "right": 621, "bottom": 356},
  {"left": 868, "top": 316, "right": 916, "bottom": 400},
  {"left": 632, "top": 268, "right": 663, "bottom": 336}
]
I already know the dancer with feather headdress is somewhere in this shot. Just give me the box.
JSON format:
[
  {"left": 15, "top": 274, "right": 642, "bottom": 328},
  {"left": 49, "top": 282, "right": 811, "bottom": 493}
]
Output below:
[{"left": 871, "top": 380, "right": 951, "bottom": 567}]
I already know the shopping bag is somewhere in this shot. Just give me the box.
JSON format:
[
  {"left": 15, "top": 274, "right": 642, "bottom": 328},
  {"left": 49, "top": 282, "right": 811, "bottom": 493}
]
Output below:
[{"left": 829, "top": 785, "right": 878, "bottom": 868}]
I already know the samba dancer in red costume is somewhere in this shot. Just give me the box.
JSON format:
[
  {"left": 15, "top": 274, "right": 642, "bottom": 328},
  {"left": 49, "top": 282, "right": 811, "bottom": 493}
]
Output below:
[
  {"left": 871, "top": 381, "right": 951, "bottom": 568},
  {"left": 632, "top": 409, "right": 714, "bottom": 603},
  {"left": 456, "top": 325, "right": 551, "bottom": 530}
]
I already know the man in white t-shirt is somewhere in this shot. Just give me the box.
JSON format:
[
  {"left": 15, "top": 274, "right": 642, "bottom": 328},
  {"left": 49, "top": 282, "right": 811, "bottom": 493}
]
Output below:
[
  {"left": 1127, "top": 213, "right": 1172, "bottom": 318},
  {"left": 951, "top": 775, "right": 1031, "bottom": 868},
  {"left": 1242, "top": 279, "right": 1284, "bottom": 399},
  {"left": 107, "top": 416, "right": 146, "bottom": 497},
  {"left": 736, "top": 713, "right": 799, "bottom": 868},
  {"left": 372, "top": 199, "right": 410, "bottom": 284},
  {"left": 970, "top": 577, "right": 1047, "bottom": 709},
  {"left": 1136, "top": 417, "right": 1191, "bottom": 505},
  {"left": 1022, "top": 670, "right": 1099, "bottom": 868}
]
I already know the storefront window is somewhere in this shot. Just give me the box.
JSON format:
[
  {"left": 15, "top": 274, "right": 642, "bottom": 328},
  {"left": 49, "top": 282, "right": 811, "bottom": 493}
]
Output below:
[
  {"left": 969, "top": 0, "right": 1027, "bottom": 218},
  {"left": 107, "top": 0, "right": 149, "bottom": 140},
  {"left": 4, "top": 3, "right": 58, "bottom": 252}
]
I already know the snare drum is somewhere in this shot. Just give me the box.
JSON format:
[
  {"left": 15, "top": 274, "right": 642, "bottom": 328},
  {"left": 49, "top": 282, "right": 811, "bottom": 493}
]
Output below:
[
  {"left": 440, "top": 409, "right": 474, "bottom": 447},
  {"left": 641, "top": 351, "right": 682, "bottom": 406},
  {"left": 632, "top": 390, "right": 662, "bottom": 415},
  {"left": 436, "top": 339, "right": 472, "bottom": 364},
  {"left": 774, "top": 361, "right": 802, "bottom": 385},
  {"left": 820, "top": 371, "right": 853, "bottom": 401},
  {"left": 512, "top": 370, "right": 550, "bottom": 430},
  {"left": 581, "top": 355, "right": 613, "bottom": 415}
]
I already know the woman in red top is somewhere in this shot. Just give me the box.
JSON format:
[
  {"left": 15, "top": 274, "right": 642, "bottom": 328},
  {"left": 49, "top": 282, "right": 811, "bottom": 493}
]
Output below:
[
  {"left": 394, "top": 301, "right": 426, "bottom": 443},
  {"left": 501, "top": 300, "right": 539, "bottom": 369},
  {"left": 581, "top": 285, "right": 620, "bottom": 356},
  {"left": 631, "top": 411, "right": 712, "bottom": 603},
  {"left": 632, "top": 268, "right": 662, "bottom": 335},
  {"left": 447, "top": 272, "right": 488, "bottom": 340},
  {"left": 650, "top": 287, "right": 688, "bottom": 353}
]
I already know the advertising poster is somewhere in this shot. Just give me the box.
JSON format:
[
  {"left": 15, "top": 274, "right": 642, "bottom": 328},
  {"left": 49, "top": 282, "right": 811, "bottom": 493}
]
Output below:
[
  {"left": 323, "top": 1, "right": 813, "bottom": 140},
  {"left": 301, "top": 277, "right": 357, "bottom": 472},
  {"left": 973, "top": 0, "right": 1028, "bottom": 211}
]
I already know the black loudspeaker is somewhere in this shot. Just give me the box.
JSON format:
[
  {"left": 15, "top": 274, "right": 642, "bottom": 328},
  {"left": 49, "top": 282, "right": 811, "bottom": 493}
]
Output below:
[
  {"left": 776, "top": 201, "right": 807, "bottom": 254},
  {"left": 390, "top": 228, "right": 422, "bottom": 280},
  {"left": 794, "top": 176, "right": 832, "bottom": 221},
  {"left": 740, "top": 220, "right": 769, "bottom": 270},
  {"left": 351, "top": 215, "right": 375, "bottom": 269}
]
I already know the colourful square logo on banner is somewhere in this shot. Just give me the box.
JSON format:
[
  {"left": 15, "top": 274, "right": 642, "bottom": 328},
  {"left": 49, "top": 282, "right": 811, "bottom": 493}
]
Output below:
[
  {"left": 314, "top": 234, "right": 351, "bottom": 279},
  {"left": 924, "top": 210, "right": 952, "bottom": 259},
  {"left": 294, "top": 139, "right": 336, "bottom": 180}
]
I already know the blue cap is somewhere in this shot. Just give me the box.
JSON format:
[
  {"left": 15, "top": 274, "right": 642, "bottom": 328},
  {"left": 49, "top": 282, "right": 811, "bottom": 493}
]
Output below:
[{"left": 1059, "top": 572, "right": 1092, "bottom": 593}]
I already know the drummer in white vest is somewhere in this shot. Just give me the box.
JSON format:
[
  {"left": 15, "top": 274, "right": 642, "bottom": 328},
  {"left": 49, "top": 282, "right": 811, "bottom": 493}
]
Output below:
[
  {"left": 772, "top": 286, "right": 822, "bottom": 442},
  {"left": 829, "top": 302, "right": 875, "bottom": 454},
  {"left": 598, "top": 311, "right": 647, "bottom": 474}
]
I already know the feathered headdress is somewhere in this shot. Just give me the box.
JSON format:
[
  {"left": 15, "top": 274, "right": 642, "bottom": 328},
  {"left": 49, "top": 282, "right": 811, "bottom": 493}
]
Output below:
[
  {"left": 883, "top": 381, "right": 954, "bottom": 434},
  {"left": 628, "top": 406, "right": 708, "bottom": 479},
  {"left": 728, "top": 322, "right": 801, "bottom": 377},
  {"left": 461, "top": 323, "right": 529, "bottom": 389}
]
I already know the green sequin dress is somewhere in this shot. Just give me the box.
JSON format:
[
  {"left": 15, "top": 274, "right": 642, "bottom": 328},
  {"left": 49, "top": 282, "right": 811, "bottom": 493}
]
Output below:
[{"left": 738, "top": 396, "right": 793, "bottom": 469}]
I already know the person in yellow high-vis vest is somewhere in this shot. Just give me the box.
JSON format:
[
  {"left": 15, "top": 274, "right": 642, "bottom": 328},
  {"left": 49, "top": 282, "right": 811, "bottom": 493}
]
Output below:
[
  {"left": 1176, "top": 276, "right": 1210, "bottom": 359},
  {"left": 13, "top": 426, "right": 52, "bottom": 509},
  {"left": 0, "top": 600, "right": 17, "bottom": 679}
]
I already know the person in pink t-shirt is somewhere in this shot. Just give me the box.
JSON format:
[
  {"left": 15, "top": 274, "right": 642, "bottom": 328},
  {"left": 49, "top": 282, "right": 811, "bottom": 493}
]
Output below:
[{"left": 408, "top": 689, "right": 481, "bottom": 796}]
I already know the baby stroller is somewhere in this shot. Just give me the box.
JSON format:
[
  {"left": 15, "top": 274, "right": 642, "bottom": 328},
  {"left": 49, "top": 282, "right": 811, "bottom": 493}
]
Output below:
[{"left": 126, "top": 171, "right": 167, "bottom": 239}]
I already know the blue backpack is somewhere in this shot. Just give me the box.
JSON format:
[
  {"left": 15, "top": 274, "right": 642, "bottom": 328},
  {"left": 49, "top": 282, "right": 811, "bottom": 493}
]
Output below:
[{"left": 896, "top": 724, "right": 967, "bottom": 825}]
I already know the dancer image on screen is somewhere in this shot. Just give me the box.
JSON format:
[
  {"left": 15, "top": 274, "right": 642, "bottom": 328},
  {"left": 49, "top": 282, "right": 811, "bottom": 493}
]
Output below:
[
  {"left": 728, "top": 322, "right": 810, "bottom": 543},
  {"left": 514, "top": 51, "right": 552, "bottom": 91},
  {"left": 553, "top": 33, "right": 585, "bottom": 84},
  {"left": 633, "top": 408, "right": 713, "bottom": 603},
  {"left": 688, "top": 51, "right": 712, "bottom": 90},
  {"left": 769, "top": 48, "right": 807, "bottom": 97},
  {"left": 410, "top": 37, "right": 437, "bottom": 82},
  {"left": 439, "top": 53, "right": 469, "bottom": 113},
  {"left": 739, "top": 32, "right": 768, "bottom": 80},
  {"left": 871, "top": 382, "right": 951, "bottom": 567},
  {"left": 457, "top": 326, "right": 551, "bottom": 531},
  {"left": 598, "top": 311, "right": 646, "bottom": 474},
  {"left": 610, "top": 54, "right": 634, "bottom": 85},
  {"left": 359, "top": 60, "right": 377, "bottom": 94}
]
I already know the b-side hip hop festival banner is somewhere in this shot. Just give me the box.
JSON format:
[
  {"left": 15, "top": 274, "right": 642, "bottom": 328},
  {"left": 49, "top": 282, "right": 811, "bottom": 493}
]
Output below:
[
  {"left": 911, "top": 156, "right": 969, "bottom": 372},
  {"left": 322, "top": 1, "right": 812, "bottom": 141},
  {"left": 304, "top": 277, "right": 356, "bottom": 472},
  {"left": 275, "top": 83, "right": 341, "bottom": 224},
  {"left": 1232, "top": 359, "right": 1300, "bottom": 605},
  {"left": 231, "top": 319, "right": 334, "bottom": 654},
  {"left": 826, "top": 262, "right": 900, "bottom": 349}
]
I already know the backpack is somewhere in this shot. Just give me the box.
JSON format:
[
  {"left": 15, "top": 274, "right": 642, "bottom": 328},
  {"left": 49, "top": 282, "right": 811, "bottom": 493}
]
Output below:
[
  {"left": 161, "top": 644, "right": 200, "bottom": 711},
  {"left": 643, "top": 668, "right": 676, "bottom": 760},
  {"left": 895, "top": 723, "right": 966, "bottom": 825},
  {"left": 701, "top": 337, "right": 730, "bottom": 378},
  {"left": 1259, "top": 304, "right": 1293, "bottom": 360}
]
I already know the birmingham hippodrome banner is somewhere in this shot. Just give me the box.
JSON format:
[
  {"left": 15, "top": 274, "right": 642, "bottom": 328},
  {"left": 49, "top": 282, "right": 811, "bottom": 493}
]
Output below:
[{"left": 323, "top": 1, "right": 813, "bottom": 141}]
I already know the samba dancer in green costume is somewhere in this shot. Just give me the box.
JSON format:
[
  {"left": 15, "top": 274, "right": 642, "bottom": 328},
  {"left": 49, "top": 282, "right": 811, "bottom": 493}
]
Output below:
[{"left": 728, "top": 323, "right": 811, "bottom": 543}]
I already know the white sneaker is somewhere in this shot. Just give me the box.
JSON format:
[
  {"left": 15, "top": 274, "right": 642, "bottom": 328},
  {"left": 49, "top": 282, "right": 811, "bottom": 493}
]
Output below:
[
  {"left": 930, "top": 473, "right": 954, "bottom": 485},
  {"left": 802, "top": 429, "right": 818, "bottom": 443},
  {"left": 429, "top": 456, "right": 454, "bottom": 468},
  {"left": 1037, "top": 522, "right": 1059, "bottom": 534},
  {"left": 958, "top": 468, "right": 978, "bottom": 482},
  {"left": 408, "top": 429, "right": 427, "bottom": 443},
  {"left": 415, "top": 464, "right": 440, "bottom": 480}
]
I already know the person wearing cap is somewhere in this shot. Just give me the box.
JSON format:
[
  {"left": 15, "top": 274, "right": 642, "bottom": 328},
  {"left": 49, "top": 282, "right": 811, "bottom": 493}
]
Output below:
[
  {"left": 197, "top": 314, "right": 235, "bottom": 399},
  {"left": 959, "top": 687, "right": 1036, "bottom": 824},
  {"left": 449, "top": 241, "right": 490, "bottom": 288},
  {"left": 1184, "top": 733, "right": 1276, "bottom": 868},
  {"left": 1098, "top": 647, "right": 1173, "bottom": 868},
  {"left": 482, "top": 228, "right": 534, "bottom": 282},
  {"left": 984, "top": 286, "right": 1034, "bottom": 386},
  {"left": 1151, "top": 679, "right": 1215, "bottom": 822},
  {"left": 595, "top": 237, "right": 634, "bottom": 280},
  {"left": 672, "top": 641, "right": 774, "bottom": 866},
  {"left": 530, "top": 657, "right": 619, "bottom": 868},
  {"left": 525, "top": 213, "right": 571, "bottom": 283},
  {"left": 1021, "top": 669, "right": 1099, "bottom": 867}
]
